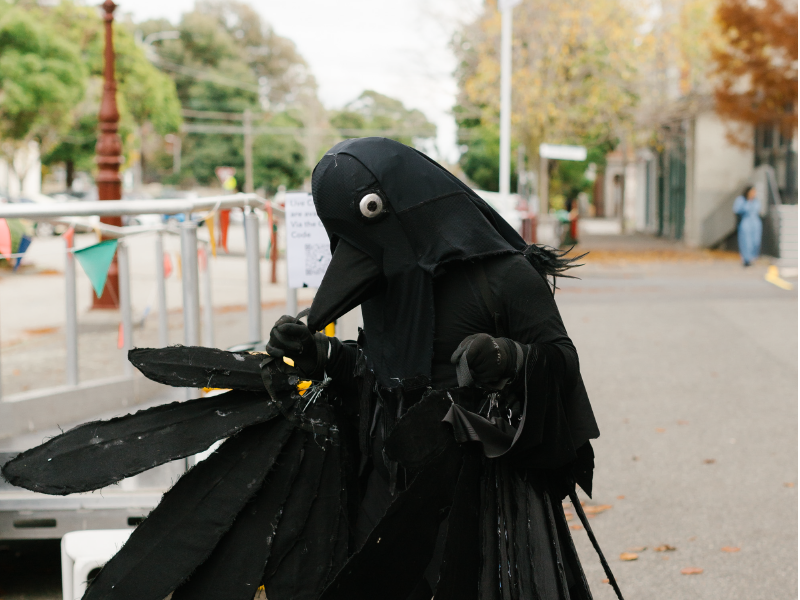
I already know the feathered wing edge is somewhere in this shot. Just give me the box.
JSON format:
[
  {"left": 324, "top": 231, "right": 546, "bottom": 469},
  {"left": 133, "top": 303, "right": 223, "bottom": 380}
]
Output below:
[
  {"left": 83, "top": 417, "right": 295, "bottom": 600},
  {"left": 82, "top": 401, "right": 352, "bottom": 600},
  {"left": 1, "top": 390, "right": 279, "bottom": 495},
  {"left": 523, "top": 244, "right": 587, "bottom": 295}
]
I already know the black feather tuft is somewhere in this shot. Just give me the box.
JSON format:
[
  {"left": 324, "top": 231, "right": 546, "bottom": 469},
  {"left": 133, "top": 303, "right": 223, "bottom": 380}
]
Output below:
[{"left": 522, "top": 244, "right": 587, "bottom": 295}]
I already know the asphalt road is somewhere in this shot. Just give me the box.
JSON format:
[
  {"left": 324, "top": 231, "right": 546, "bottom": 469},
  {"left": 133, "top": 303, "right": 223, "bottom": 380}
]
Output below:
[
  {"left": 558, "top": 255, "right": 798, "bottom": 599},
  {"left": 1, "top": 250, "right": 796, "bottom": 599}
]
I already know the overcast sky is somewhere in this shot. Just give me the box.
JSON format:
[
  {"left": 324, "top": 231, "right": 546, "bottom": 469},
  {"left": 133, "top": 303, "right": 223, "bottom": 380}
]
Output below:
[{"left": 122, "top": 0, "right": 484, "bottom": 162}]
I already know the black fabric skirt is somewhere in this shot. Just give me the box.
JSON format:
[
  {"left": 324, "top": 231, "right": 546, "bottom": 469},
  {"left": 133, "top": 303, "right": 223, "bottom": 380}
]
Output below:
[{"left": 325, "top": 389, "right": 594, "bottom": 600}]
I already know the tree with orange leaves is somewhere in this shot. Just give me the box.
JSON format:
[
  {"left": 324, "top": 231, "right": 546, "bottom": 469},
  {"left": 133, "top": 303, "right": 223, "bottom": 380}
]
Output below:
[{"left": 712, "top": 0, "right": 798, "bottom": 142}]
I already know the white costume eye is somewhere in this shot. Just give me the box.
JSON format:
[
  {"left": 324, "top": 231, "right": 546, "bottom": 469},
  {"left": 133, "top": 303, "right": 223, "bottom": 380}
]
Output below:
[{"left": 359, "top": 193, "right": 383, "bottom": 218}]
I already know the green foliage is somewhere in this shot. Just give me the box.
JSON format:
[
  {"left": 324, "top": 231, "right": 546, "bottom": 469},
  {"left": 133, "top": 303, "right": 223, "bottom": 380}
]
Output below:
[
  {"left": 453, "top": 0, "right": 639, "bottom": 202},
  {"left": 136, "top": 1, "right": 316, "bottom": 188},
  {"left": 175, "top": 114, "right": 307, "bottom": 192},
  {"left": 330, "top": 90, "right": 436, "bottom": 147},
  {"left": 31, "top": 1, "right": 181, "bottom": 177},
  {"left": 455, "top": 123, "right": 516, "bottom": 192},
  {"left": 549, "top": 141, "right": 614, "bottom": 203},
  {"left": 0, "top": 4, "right": 85, "bottom": 175}
]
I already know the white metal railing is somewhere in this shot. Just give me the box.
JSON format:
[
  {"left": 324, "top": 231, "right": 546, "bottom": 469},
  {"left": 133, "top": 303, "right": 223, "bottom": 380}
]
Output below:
[{"left": 0, "top": 193, "right": 272, "bottom": 401}]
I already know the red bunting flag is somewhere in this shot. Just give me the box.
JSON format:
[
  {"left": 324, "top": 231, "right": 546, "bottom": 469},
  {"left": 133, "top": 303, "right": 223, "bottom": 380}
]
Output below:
[
  {"left": 219, "top": 209, "right": 230, "bottom": 253},
  {"left": 0, "top": 219, "right": 11, "bottom": 260},
  {"left": 63, "top": 227, "right": 75, "bottom": 249},
  {"left": 163, "top": 252, "right": 173, "bottom": 279},
  {"left": 198, "top": 245, "right": 207, "bottom": 272}
]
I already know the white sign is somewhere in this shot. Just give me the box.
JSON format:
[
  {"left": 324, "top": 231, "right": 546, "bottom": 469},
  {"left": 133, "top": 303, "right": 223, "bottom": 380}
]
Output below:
[
  {"left": 285, "top": 192, "right": 331, "bottom": 289},
  {"left": 539, "top": 143, "right": 588, "bottom": 161}
]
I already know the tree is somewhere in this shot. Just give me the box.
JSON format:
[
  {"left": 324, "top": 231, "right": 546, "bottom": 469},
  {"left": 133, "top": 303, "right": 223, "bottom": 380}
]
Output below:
[
  {"left": 330, "top": 90, "right": 436, "bottom": 147},
  {"left": 453, "top": 0, "right": 640, "bottom": 194},
  {"left": 711, "top": 0, "right": 798, "bottom": 142},
  {"left": 138, "top": 1, "right": 317, "bottom": 189},
  {"left": 33, "top": 1, "right": 182, "bottom": 188},
  {"left": 0, "top": 4, "right": 85, "bottom": 195}
]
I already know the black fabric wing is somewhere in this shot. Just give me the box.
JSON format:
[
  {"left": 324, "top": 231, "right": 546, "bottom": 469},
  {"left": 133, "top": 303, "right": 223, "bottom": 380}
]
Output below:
[
  {"left": 264, "top": 428, "right": 346, "bottom": 600},
  {"left": 83, "top": 418, "right": 294, "bottom": 600},
  {"left": 1, "top": 390, "right": 278, "bottom": 495},
  {"left": 129, "top": 346, "right": 267, "bottom": 390},
  {"left": 171, "top": 429, "right": 307, "bottom": 600}
]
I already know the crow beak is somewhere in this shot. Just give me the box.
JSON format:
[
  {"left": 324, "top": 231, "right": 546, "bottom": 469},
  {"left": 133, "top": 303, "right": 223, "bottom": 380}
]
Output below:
[{"left": 307, "top": 240, "right": 383, "bottom": 332}]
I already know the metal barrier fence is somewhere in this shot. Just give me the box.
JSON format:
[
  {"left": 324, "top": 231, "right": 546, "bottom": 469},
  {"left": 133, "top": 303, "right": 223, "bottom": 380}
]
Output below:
[{"left": 0, "top": 193, "right": 273, "bottom": 435}]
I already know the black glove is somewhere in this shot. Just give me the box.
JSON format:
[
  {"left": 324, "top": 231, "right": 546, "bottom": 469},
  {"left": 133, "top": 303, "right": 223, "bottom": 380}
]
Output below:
[
  {"left": 266, "top": 315, "right": 329, "bottom": 379},
  {"left": 450, "top": 333, "right": 523, "bottom": 390}
]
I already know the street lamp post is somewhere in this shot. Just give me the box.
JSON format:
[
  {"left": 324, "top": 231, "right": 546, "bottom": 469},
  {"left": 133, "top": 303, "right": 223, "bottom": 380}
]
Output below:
[
  {"left": 498, "top": 0, "right": 520, "bottom": 198},
  {"left": 93, "top": 0, "right": 123, "bottom": 309}
]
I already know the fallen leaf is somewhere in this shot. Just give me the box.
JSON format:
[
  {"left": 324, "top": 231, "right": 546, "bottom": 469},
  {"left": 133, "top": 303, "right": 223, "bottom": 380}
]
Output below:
[
  {"left": 11, "top": 368, "right": 20, "bottom": 376},
  {"left": 632, "top": 455, "right": 640, "bottom": 461},
  {"left": 565, "top": 513, "right": 573, "bottom": 521},
  {"left": 583, "top": 504, "right": 613, "bottom": 515},
  {"left": 662, "top": 556, "right": 670, "bottom": 560},
  {"left": 677, "top": 419, "right": 689, "bottom": 425},
  {"left": 620, "top": 552, "right": 638, "bottom": 561},
  {"left": 602, "top": 578, "right": 609, "bottom": 584},
  {"left": 628, "top": 546, "right": 647, "bottom": 552},
  {"left": 654, "top": 544, "right": 676, "bottom": 552},
  {"left": 570, "top": 524, "right": 583, "bottom": 531},
  {"left": 681, "top": 567, "right": 703, "bottom": 575},
  {"left": 655, "top": 428, "right": 666, "bottom": 433},
  {"left": 721, "top": 546, "right": 740, "bottom": 553},
  {"left": 784, "top": 482, "right": 795, "bottom": 488},
  {"left": 617, "top": 495, "right": 625, "bottom": 500},
  {"left": 703, "top": 459, "right": 716, "bottom": 464}
]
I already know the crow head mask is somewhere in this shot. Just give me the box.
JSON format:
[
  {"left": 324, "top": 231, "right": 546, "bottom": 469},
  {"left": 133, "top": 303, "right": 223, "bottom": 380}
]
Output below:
[{"left": 308, "top": 137, "right": 526, "bottom": 389}]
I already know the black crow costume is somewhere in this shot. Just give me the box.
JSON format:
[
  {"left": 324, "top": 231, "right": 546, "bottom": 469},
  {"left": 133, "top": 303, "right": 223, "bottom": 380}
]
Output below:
[{"left": 2, "top": 137, "right": 623, "bottom": 600}]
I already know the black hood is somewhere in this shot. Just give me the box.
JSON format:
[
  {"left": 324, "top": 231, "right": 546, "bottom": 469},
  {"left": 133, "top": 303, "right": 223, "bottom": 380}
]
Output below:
[{"left": 309, "top": 137, "right": 526, "bottom": 389}]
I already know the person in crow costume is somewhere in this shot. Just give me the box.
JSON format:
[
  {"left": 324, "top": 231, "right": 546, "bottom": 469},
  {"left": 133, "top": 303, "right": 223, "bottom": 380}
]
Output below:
[
  {"left": 2, "top": 137, "right": 622, "bottom": 600},
  {"left": 266, "top": 137, "right": 621, "bottom": 600}
]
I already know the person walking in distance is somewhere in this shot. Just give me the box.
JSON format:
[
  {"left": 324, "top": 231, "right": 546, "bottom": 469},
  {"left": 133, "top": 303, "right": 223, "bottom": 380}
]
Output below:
[{"left": 733, "top": 185, "right": 762, "bottom": 267}]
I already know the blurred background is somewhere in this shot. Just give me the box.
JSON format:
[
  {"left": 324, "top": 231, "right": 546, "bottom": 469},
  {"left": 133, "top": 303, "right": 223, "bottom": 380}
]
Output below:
[{"left": 0, "top": 0, "right": 796, "bottom": 599}]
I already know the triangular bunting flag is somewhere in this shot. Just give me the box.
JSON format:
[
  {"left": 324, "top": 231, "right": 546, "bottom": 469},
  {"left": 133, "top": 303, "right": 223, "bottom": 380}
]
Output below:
[
  {"left": 219, "top": 209, "right": 230, "bottom": 253},
  {"left": 0, "top": 219, "right": 11, "bottom": 261},
  {"left": 63, "top": 227, "right": 75, "bottom": 249},
  {"left": 13, "top": 235, "right": 32, "bottom": 271},
  {"left": 74, "top": 239, "right": 118, "bottom": 298},
  {"left": 198, "top": 245, "right": 207, "bottom": 272},
  {"left": 163, "top": 252, "right": 173, "bottom": 279},
  {"left": 205, "top": 215, "right": 217, "bottom": 257}
]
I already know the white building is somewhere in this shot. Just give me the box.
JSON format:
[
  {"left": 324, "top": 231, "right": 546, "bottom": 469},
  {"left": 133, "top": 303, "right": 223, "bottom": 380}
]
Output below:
[{"left": 598, "top": 102, "right": 797, "bottom": 256}]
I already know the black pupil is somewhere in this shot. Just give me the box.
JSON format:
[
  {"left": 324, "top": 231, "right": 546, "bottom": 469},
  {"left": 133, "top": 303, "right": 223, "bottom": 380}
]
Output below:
[{"left": 367, "top": 200, "right": 378, "bottom": 212}]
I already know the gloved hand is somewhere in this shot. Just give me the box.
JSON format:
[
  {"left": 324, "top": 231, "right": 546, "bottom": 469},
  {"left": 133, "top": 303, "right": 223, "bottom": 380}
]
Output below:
[
  {"left": 450, "top": 333, "right": 523, "bottom": 390},
  {"left": 266, "top": 315, "right": 329, "bottom": 379}
]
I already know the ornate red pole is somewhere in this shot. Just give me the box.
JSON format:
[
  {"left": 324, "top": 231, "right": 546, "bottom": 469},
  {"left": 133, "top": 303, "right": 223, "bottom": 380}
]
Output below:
[{"left": 93, "top": 0, "right": 122, "bottom": 309}]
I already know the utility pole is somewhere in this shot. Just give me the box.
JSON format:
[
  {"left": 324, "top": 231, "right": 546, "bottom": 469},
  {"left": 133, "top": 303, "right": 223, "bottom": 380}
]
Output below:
[
  {"left": 243, "top": 109, "right": 254, "bottom": 193},
  {"left": 93, "top": 0, "right": 122, "bottom": 309},
  {"left": 498, "top": 0, "right": 520, "bottom": 197}
]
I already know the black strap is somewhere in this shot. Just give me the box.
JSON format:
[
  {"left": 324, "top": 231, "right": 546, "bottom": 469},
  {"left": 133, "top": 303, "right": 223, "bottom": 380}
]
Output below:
[{"left": 569, "top": 490, "right": 625, "bottom": 600}]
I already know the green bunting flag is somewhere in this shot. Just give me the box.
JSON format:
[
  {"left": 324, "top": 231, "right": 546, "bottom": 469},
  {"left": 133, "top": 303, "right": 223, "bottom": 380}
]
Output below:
[{"left": 74, "top": 239, "right": 118, "bottom": 298}]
